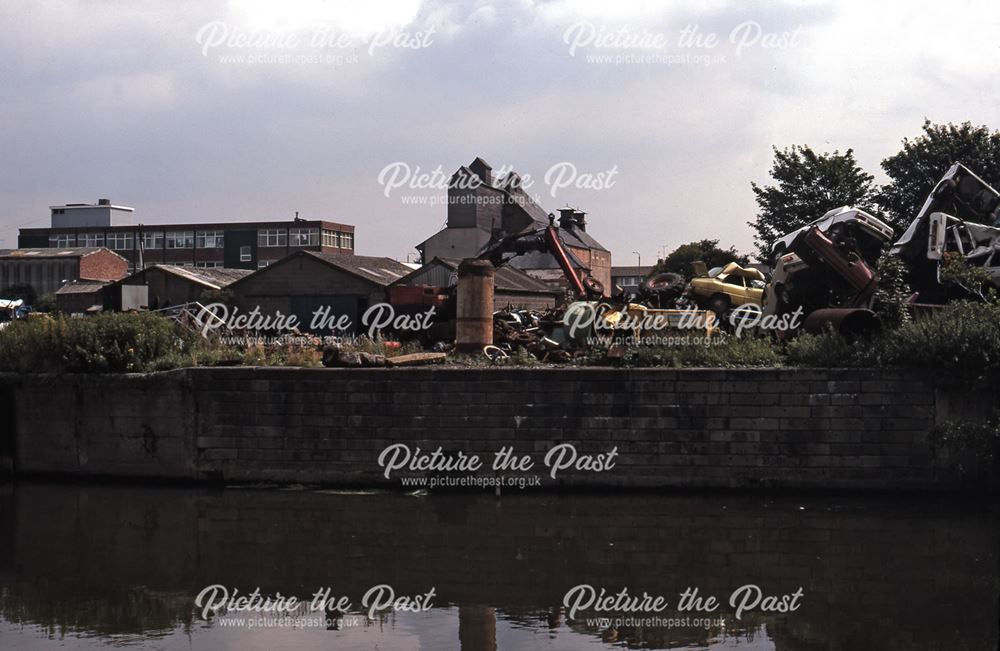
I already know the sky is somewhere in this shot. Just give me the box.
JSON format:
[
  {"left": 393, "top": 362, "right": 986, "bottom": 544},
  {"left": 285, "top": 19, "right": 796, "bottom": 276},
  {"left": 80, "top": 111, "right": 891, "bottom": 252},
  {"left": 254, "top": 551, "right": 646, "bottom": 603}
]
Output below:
[{"left": 1, "top": 0, "right": 999, "bottom": 264}]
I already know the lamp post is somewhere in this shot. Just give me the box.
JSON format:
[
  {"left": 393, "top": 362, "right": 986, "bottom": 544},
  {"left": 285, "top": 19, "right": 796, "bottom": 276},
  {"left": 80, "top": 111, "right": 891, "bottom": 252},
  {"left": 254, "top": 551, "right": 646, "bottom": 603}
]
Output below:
[{"left": 632, "top": 251, "right": 641, "bottom": 267}]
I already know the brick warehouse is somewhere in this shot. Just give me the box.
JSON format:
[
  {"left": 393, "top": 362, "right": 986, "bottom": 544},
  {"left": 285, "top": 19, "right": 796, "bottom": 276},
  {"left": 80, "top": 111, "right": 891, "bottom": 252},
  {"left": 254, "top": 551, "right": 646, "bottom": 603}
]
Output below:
[{"left": 17, "top": 199, "right": 356, "bottom": 271}]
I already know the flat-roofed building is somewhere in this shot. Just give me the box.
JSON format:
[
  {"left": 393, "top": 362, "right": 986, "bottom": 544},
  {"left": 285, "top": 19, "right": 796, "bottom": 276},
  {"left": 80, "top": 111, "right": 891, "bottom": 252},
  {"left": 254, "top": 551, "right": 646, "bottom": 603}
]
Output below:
[{"left": 18, "top": 200, "right": 356, "bottom": 272}]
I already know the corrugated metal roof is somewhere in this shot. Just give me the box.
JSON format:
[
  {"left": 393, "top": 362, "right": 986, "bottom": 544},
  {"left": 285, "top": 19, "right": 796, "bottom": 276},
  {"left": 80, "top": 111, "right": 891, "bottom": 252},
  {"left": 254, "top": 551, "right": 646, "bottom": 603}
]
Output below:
[
  {"left": 303, "top": 251, "right": 412, "bottom": 286},
  {"left": 393, "top": 257, "right": 562, "bottom": 295},
  {"left": 55, "top": 280, "right": 109, "bottom": 294},
  {"left": 0, "top": 247, "right": 105, "bottom": 259},
  {"left": 142, "top": 265, "right": 254, "bottom": 290}
]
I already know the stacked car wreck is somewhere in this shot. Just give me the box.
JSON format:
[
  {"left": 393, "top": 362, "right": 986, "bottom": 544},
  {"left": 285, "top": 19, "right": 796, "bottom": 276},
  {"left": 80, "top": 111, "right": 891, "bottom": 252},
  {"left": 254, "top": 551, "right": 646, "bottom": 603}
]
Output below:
[{"left": 758, "top": 163, "right": 1000, "bottom": 338}]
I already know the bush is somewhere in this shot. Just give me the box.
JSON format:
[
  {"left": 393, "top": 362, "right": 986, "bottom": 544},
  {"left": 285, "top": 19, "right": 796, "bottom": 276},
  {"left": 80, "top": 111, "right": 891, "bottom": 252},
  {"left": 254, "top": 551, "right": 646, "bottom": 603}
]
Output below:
[
  {"left": 582, "top": 333, "right": 783, "bottom": 368},
  {"left": 0, "top": 312, "right": 200, "bottom": 373},
  {"left": 786, "top": 300, "right": 1000, "bottom": 379},
  {"left": 876, "top": 300, "right": 1000, "bottom": 378},
  {"left": 784, "top": 328, "right": 874, "bottom": 367}
]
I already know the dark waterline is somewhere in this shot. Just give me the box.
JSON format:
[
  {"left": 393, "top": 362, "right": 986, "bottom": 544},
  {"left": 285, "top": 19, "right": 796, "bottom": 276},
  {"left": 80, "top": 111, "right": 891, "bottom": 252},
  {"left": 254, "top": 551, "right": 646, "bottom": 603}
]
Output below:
[{"left": 0, "top": 480, "right": 996, "bottom": 650}]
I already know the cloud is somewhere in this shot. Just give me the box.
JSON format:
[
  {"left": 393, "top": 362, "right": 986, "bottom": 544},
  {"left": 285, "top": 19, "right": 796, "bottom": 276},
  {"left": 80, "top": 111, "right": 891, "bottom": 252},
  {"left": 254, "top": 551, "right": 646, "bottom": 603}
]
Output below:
[{"left": 0, "top": 0, "right": 998, "bottom": 263}]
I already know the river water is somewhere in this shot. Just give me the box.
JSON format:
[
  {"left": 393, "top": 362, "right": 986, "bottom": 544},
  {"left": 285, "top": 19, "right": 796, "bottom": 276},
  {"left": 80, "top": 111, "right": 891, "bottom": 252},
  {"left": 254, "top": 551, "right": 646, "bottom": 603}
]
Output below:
[{"left": 0, "top": 481, "right": 996, "bottom": 650}]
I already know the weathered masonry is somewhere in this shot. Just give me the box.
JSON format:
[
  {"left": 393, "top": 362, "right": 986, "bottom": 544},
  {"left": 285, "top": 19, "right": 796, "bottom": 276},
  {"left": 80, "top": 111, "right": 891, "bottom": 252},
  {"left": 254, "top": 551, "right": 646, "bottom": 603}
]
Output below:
[{"left": 1, "top": 368, "right": 993, "bottom": 490}]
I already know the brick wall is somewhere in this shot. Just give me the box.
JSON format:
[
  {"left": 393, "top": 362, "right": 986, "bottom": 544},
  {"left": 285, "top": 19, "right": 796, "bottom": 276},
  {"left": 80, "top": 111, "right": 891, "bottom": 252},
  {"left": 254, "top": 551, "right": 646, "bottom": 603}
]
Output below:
[{"left": 2, "top": 367, "right": 991, "bottom": 490}]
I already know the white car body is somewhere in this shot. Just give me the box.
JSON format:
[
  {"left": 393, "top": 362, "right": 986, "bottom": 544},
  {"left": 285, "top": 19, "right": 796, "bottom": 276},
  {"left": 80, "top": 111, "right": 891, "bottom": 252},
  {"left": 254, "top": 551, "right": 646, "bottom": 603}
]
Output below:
[{"left": 771, "top": 207, "right": 894, "bottom": 260}]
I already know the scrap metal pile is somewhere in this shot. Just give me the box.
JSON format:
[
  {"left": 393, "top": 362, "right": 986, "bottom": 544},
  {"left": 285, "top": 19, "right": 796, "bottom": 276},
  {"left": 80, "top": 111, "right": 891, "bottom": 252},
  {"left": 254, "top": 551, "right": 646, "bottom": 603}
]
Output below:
[
  {"left": 483, "top": 162, "right": 1000, "bottom": 359},
  {"left": 764, "top": 163, "right": 1000, "bottom": 336}
]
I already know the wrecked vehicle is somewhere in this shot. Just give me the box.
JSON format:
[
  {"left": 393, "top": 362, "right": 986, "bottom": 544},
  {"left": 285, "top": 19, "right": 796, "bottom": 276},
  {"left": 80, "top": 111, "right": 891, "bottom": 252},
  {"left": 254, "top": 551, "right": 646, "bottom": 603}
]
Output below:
[
  {"left": 684, "top": 261, "right": 766, "bottom": 315},
  {"left": 890, "top": 163, "right": 1000, "bottom": 302},
  {"left": 771, "top": 206, "right": 894, "bottom": 265},
  {"left": 763, "top": 208, "right": 894, "bottom": 337}
]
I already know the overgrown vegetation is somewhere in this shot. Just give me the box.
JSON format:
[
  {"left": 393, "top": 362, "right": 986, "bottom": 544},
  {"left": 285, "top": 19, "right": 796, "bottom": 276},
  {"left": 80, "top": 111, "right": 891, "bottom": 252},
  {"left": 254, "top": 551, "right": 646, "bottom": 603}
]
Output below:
[
  {"left": 928, "top": 415, "right": 1000, "bottom": 478},
  {"left": 785, "top": 300, "right": 1000, "bottom": 381},
  {"left": 4, "top": 297, "right": 1000, "bottom": 375},
  {"left": 0, "top": 313, "right": 417, "bottom": 373}
]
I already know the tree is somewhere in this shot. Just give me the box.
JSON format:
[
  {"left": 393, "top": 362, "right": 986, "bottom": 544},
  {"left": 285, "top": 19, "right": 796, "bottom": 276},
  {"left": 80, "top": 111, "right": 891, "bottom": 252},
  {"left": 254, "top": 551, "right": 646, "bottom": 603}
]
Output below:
[
  {"left": 652, "top": 239, "right": 749, "bottom": 278},
  {"left": 1, "top": 283, "right": 36, "bottom": 304},
  {"left": 748, "top": 145, "right": 878, "bottom": 261},
  {"left": 878, "top": 120, "right": 1000, "bottom": 232}
]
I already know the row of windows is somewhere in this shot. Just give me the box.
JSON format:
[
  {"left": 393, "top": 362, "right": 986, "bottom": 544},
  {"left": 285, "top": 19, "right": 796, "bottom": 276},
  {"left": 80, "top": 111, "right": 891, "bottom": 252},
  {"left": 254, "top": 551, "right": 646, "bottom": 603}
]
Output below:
[{"left": 48, "top": 228, "right": 354, "bottom": 252}]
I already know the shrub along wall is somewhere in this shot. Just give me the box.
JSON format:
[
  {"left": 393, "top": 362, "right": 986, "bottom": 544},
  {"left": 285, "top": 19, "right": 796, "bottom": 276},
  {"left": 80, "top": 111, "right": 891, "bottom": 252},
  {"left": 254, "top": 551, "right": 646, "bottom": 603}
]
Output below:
[{"left": 0, "top": 367, "right": 993, "bottom": 490}]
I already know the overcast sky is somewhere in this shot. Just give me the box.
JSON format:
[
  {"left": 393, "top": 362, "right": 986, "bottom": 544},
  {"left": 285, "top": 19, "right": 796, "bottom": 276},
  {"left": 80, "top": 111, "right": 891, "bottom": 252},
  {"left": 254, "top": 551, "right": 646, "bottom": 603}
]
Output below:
[{"left": 1, "top": 0, "right": 998, "bottom": 263}]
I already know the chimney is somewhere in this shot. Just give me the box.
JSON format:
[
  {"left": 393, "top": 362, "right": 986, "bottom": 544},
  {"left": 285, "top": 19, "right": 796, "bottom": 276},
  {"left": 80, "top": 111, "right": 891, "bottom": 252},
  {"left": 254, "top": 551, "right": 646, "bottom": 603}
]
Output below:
[
  {"left": 469, "top": 157, "right": 493, "bottom": 187},
  {"left": 558, "top": 208, "right": 576, "bottom": 230},
  {"left": 574, "top": 210, "right": 587, "bottom": 231},
  {"left": 98, "top": 198, "right": 111, "bottom": 206}
]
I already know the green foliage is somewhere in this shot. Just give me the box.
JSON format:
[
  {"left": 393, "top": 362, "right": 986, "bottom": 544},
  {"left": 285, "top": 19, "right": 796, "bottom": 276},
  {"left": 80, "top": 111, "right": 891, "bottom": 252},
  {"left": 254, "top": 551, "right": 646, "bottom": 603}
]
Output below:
[
  {"left": 33, "top": 294, "right": 57, "bottom": 313},
  {"left": 928, "top": 416, "right": 1000, "bottom": 478},
  {"left": 784, "top": 328, "right": 874, "bottom": 367},
  {"left": 870, "top": 251, "right": 913, "bottom": 330},
  {"left": 787, "top": 301, "right": 1000, "bottom": 380},
  {"left": 878, "top": 120, "right": 1000, "bottom": 232},
  {"left": 586, "top": 333, "right": 782, "bottom": 368},
  {"left": 1, "top": 284, "right": 36, "bottom": 304},
  {"left": 939, "top": 252, "right": 995, "bottom": 301},
  {"left": 749, "top": 145, "right": 879, "bottom": 261},
  {"left": 651, "top": 239, "right": 749, "bottom": 278},
  {"left": 876, "top": 301, "right": 1000, "bottom": 379},
  {"left": 0, "top": 312, "right": 198, "bottom": 373}
]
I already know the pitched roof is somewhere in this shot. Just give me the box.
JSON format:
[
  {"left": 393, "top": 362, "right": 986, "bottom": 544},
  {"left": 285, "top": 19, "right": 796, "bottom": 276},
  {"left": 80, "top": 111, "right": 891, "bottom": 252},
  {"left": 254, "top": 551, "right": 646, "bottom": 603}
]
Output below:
[
  {"left": 399, "top": 257, "right": 561, "bottom": 294},
  {"left": 303, "top": 251, "right": 412, "bottom": 286},
  {"left": 0, "top": 247, "right": 106, "bottom": 259},
  {"left": 55, "top": 279, "right": 109, "bottom": 294},
  {"left": 140, "top": 265, "right": 253, "bottom": 290}
]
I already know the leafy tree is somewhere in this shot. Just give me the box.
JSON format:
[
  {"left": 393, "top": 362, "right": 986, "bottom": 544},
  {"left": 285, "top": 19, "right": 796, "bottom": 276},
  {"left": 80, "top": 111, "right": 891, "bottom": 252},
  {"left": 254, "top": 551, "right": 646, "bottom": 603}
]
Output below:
[
  {"left": 878, "top": 120, "right": 1000, "bottom": 232},
  {"left": 652, "top": 239, "right": 749, "bottom": 278},
  {"left": 1, "top": 284, "right": 36, "bottom": 304},
  {"left": 748, "top": 145, "right": 878, "bottom": 261}
]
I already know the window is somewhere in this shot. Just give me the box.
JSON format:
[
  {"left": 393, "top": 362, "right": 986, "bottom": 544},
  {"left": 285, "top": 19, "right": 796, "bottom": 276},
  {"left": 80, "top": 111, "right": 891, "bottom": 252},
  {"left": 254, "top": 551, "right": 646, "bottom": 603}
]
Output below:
[
  {"left": 79, "top": 233, "right": 104, "bottom": 247},
  {"left": 257, "top": 259, "right": 273, "bottom": 269},
  {"left": 165, "top": 231, "right": 194, "bottom": 249},
  {"left": 289, "top": 227, "right": 318, "bottom": 246},
  {"left": 341, "top": 232, "right": 353, "bottom": 249},
  {"left": 52, "top": 208, "right": 65, "bottom": 215},
  {"left": 722, "top": 275, "right": 745, "bottom": 287},
  {"left": 322, "top": 229, "right": 338, "bottom": 247},
  {"left": 196, "top": 230, "right": 224, "bottom": 248},
  {"left": 107, "top": 232, "right": 134, "bottom": 251},
  {"left": 195, "top": 261, "right": 222, "bottom": 268},
  {"left": 49, "top": 233, "right": 75, "bottom": 247},
  {"left": 142, "top": 232, "right": 163, "bottom": 250},
  {"left": 240, "top": 246, "right": 252, "bottom": 262},
  {"left": 257, "top": 229, "right": 286, "bottom": 247}
]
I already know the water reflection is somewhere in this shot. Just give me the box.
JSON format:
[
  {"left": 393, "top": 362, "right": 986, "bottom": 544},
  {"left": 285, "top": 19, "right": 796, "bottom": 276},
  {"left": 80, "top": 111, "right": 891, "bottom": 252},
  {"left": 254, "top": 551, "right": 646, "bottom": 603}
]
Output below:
[{"left": 0, "top": 481, "right": 996, "bottom": 650}]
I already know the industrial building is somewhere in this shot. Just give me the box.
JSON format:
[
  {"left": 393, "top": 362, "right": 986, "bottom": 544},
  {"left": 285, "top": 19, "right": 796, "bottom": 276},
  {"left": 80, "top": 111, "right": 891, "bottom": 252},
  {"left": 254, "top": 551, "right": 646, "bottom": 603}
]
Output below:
[
  {"left": 393, "top": 257, "right": 562, "bottom": 311},
  {"left": 415, "top": 157, "right": 612, "bottom": 293},
  {"left": 227, "top": 250, "right": 412, "bottom": 334},
  {"left": 0, "top": 247, "right": 129, "bottom": 297},
  {"left": 18, "top": 199, "right": 356, "bottom": 271},
  {"left": 112, "top": 265, "right": 254, "bottom": 311}
]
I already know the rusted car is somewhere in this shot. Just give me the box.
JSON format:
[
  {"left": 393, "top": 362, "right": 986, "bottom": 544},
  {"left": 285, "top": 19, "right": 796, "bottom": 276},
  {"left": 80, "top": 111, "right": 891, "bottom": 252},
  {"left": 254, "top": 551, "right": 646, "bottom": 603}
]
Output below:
[{"left": 685, "top": 261, "right": 767, "bottom": 315}]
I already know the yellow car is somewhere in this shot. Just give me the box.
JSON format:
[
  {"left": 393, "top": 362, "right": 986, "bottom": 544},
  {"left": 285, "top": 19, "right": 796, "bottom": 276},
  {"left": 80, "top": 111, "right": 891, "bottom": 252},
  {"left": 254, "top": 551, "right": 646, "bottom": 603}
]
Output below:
[{"left": 686, "top": 261, "right": 767, "bottom": 314}]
